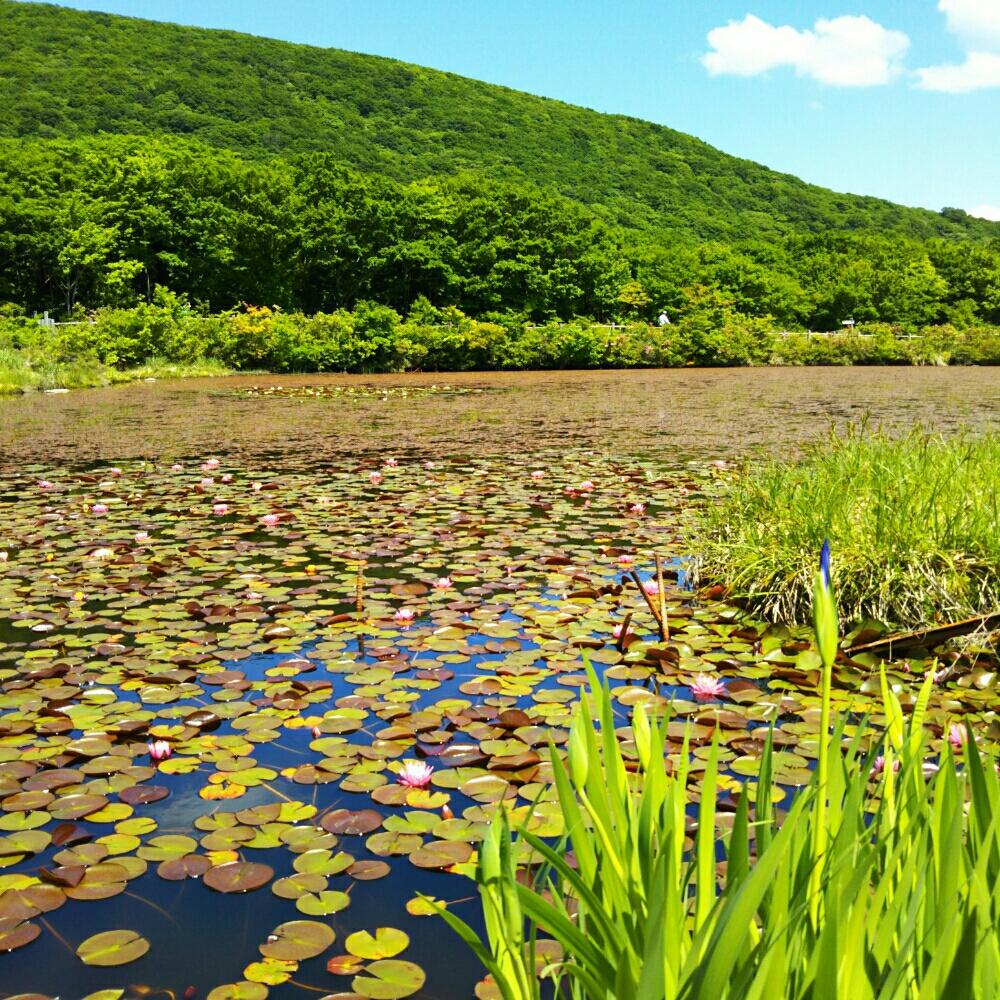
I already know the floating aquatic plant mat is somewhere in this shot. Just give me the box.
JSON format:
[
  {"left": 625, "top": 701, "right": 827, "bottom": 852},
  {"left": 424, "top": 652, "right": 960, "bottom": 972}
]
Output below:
[
  {"left": 0, "top": 454, "right": 996, "bottom": 998},
  {"left": 240, "top": 383, "right": 491, "bottom": 401}
]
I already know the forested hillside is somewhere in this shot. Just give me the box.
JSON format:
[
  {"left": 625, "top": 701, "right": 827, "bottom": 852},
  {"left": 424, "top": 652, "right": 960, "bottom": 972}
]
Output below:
[
  {"left": 0, "top": 0, "right": 996, "bottom": 244},
  {"left": 3, "top": 137, "right": 999, "bottom": 327},
  {"left": 1, "top": 1, "right": 999, "bottom": 328}
]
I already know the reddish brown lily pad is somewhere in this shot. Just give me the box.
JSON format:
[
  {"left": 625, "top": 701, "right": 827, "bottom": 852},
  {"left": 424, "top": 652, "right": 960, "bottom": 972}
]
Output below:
[
  {"left": 409, "top": 841, "right": 473, "bottom": 869},
  {"left": 119, "top": 784, "right": 170, "bottom": 805},
  {"left": 0, "top": 918, "right": 40, "bottom": 952},
  {"left": 321, "top": 809, "right": 383, "bottom": 835},
  {"left": 203, "top": 861, "right": 274, "bottom": 893},
  {"left": 347, "top": 860, "right": 391, "bottom": 881}
]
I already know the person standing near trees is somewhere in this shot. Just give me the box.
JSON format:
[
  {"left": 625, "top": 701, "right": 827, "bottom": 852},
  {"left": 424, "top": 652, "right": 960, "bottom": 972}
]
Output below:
[{"left": 657, "top": 311, "right": 671, "bottom": 326}]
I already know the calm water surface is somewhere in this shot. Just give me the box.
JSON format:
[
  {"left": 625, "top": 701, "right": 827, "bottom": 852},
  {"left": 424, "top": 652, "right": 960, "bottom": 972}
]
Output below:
[{"left": 2, "top": 367, "right": 997, "bottom": 471}]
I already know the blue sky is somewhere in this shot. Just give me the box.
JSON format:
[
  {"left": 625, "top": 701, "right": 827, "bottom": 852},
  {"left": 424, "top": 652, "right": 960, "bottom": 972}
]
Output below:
[{"left": 25, "top": 0, "right": 1000, "bottom": 218}]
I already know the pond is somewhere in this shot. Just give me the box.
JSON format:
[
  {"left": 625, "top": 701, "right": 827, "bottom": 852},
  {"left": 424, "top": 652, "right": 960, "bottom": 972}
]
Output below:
[{"left": 0, "top": 367, "right": 997, "bottom": 1000}]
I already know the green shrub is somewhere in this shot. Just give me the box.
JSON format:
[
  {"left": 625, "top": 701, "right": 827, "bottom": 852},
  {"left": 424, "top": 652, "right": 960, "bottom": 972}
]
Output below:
[{"left": 2, "top": 302, "right": 999, "bottom": 382}]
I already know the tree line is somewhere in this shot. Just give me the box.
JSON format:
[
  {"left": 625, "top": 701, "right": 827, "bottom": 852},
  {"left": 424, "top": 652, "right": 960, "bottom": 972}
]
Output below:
[{"left": 1, "top": 137, "right": 999, "bottom": 331}]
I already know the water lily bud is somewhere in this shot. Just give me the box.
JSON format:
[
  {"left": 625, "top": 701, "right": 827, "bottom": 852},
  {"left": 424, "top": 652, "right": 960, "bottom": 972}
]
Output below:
[
  {"left": 813, "top": 541, "right": 839, "bottom": 669},
  {"left": 813, "top": 578, "right": 839, "bottom": 669}
]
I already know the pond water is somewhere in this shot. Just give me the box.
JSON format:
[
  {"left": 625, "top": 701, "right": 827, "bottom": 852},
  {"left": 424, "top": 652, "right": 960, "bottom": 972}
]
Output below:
[{"left": 0, "top": 368, "right": 997, "bottom": 1000}]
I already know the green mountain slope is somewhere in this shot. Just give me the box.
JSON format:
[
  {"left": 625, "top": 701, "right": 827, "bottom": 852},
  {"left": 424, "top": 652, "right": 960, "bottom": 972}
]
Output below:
[{"left": 0, "top": 0, "right": 994, "bottom": 243}]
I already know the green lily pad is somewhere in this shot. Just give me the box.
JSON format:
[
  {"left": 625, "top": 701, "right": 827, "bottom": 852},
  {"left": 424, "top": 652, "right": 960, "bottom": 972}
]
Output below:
[
  {"left": 346, "top": 927, "right": 409, "bottom": 960},
  {"left": 352, "top": 959, "right": 426, "bottom": 999},
  {"left": 206, "top": 984, "right": 269, "bottom": 1000},
  {"left": 292, "top": 849, "right": 354, "bottom": 876},
  {"left": 76, "top": 929, "right": 150, "bottom": 967},
  {"left": 295, "top": 889, "right": 350, "bottom": 916},
  {"left": 243, "top": 957, "right": 297, "bottom": 985},
  {"left": 259, "top": 920, "right": 335, "bottom": 961}
]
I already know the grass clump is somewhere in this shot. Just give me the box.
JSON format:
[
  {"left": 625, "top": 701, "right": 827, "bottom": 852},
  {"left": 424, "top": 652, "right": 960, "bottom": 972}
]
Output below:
[{"left": 693, "top": 426, "right": 1000, "bottom": 627}]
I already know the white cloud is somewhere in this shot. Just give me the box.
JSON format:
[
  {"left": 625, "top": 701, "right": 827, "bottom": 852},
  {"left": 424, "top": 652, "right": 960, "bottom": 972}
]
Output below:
[
  {"left": 937, "top": 0, "right": 1000, "bottom": 51},
  {"left": 915, "top": 1, "right": 1000, "bottom": 92},
  {"left": 916, "top": 50, "right": 1000, "bottom": 91},
  {"left": 701, "top": 14, "right": 910, "bottom": 87},
  {"left": 970, "top": 204, "right": 1000, "bottom": 222}
]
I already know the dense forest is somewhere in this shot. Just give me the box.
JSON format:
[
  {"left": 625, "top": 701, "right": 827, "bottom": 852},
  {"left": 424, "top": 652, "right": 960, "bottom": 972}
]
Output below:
[
  {"left": 2, "top": 137, "right": 999, "bottom": 329},
  {"left": 2, "top": 0, "right": 998, "bottom": 244},
  {"left": 0, "top": 1, "right": 999, "bottom": 331}
]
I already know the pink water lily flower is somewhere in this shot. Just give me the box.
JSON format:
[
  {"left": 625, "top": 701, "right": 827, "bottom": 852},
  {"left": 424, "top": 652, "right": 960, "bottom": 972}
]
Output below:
[
  {"left": 108, "top": 467, "right": 122, "bottom": 476},
  {"left": 0, "top": 551, "right": 8, "bottom": 562},
  {"left": 870, "top": 755, "right": 901, "bottom": 777},
  {"left": 578, "top": 481, "right": 595, "bottom": 492},
  {"left": 629, "top": 502, "right": 646, "bottom": 515},
  {"left": 384, "top": 457, "right": 398, "bottom": 467},
  {"left": 212, "top": 503, "right": 229, "bottom": 516},
  {"left": 260, "top": 514, "right": 281, "bottom": 528},
  {"left": 690, "top": 674, "right": 726, "bottom": 702},
  {"left": 148, "top": 740, "right": 172, "bottom": 762},
  {"left": 434, "top": 576, "right": 453, "bottom": 590},
  {"left": 531, "top": 470, "right": 545, "bottom": 480},
  {"left": 310, "top": 726, "right": 322, "bottom": 739},
  {"left": 617, "top": 554, "right": 635, "bottom": 566},
  {"left": 642, "top": 579, "right": 659, "bottom": 596},
  {"left": 134, "top": 531, "right": 150, "bottom": 543},
  {"left": 394, "top": 607, "right": 416, "bottom": 624},
  {"left": 251, "top": 481, "right": 263, "bottom": 492},
  {"left": 424, "top": 461, "right": 436, "bottom": 470},
  {"left": 948, "top": 723, "right": 969, "bottom": 748},
  {"left": 91, "top": 503, "right": 109, "bottom": 515},
  {"left": 38, "top": 480, "right": 53, "bottom": 490},
  {"left": 397, "top": 760, "right": 433, "bottom": 788},
  {"left": 170, "top": 463, "right": 183, "bottom": 472},
  {"left": 220, "top": 473, "right": 233, "bottom": 483},
  {"left": 203, "top": 458, "right": 220, "bottom": 470},
  {"left": 613, "top": 623, "right": 634, "bottom": 640},
  {"left": 200, "top": 477, "right": 214, "bottom": 488},
  {"left": 369, "top": 471, "right": 383, "bottom": 485}
]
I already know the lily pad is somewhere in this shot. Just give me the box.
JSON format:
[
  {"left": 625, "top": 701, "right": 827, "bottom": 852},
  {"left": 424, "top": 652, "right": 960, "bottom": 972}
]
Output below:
[
  {"left": 321, "top": 808, "right": 383, "bottom": 835},
  {"left": 0, "top": 918, "right": 40, "bottom": 952},
  {"left": 259, "top": 920, "right": 335, "bottom": 961},
  {"left": 204, "top": 862, "right": 274, "bottom": 893},
  {"left": 206, "top": 984, "right": 269, "bottom": 1000},
  {"left": 346, "top": 927, "right": 409, "bottom": 960},
  {"left": 409, "top": 840, "right": 473, "bottom": 869},
  {"left": 352, "top": 959, "right": 426, "bottom": 999},
  {"left": 77, "top": 929, "right": 150, "bottom": 967}
]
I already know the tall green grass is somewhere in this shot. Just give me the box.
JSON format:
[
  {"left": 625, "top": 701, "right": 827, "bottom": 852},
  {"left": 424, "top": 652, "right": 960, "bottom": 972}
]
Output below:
[
  {"left": 436, "top": 556, "right": 1000, "bottom": 999},
  {"left": 693, "top": 426, "right": 1000, "bottom": 626},
  {"left": 0, "top": 346, "right": 233, "bottom": 395}
]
